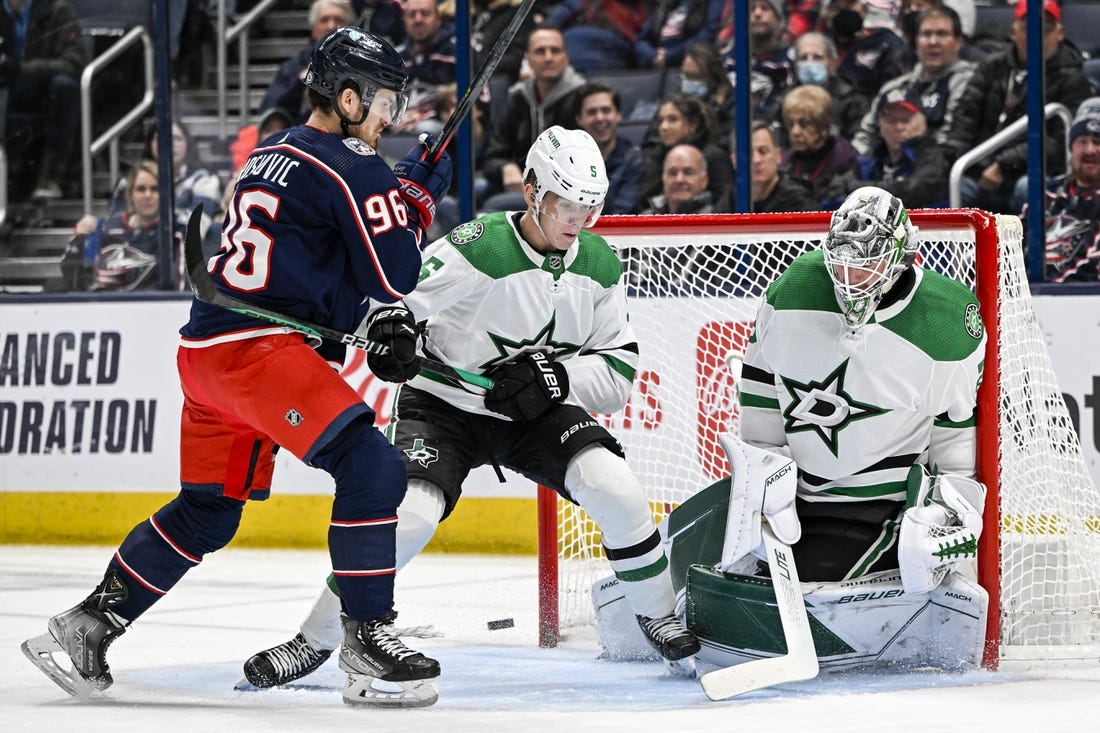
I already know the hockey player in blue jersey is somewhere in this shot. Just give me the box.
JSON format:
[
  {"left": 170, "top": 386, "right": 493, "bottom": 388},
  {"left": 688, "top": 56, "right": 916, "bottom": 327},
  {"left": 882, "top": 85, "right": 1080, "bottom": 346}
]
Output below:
[{"left": 21, "top": 27, "right": 452, "bottom": 708}]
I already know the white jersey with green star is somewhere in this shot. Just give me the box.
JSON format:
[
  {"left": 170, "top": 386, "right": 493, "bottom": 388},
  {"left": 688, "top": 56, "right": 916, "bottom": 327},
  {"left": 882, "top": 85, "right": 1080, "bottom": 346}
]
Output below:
[
  {"left": 398, "top": 211, "right": 638, "bottom": 417},
  {"left": 738, "top": 250, "right": 986, "bottom": 504}
]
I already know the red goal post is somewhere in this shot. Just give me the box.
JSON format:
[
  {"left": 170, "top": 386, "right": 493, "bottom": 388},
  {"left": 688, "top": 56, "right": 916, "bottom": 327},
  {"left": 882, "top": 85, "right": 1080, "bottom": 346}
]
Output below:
[{"left": 536, "top": 210, "right": 1100, "bottom": 669}]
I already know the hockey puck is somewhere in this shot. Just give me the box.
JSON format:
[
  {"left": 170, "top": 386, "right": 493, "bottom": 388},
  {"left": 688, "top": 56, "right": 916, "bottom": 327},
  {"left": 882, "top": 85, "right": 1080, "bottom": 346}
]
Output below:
[{"left": 487, "top": 618, "right": 514, "bottom": 631}]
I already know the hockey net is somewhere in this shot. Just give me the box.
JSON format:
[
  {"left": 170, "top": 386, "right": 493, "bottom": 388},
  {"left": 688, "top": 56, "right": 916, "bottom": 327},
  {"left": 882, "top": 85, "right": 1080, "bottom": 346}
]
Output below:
[{"left": 537, "top": 210, "right": 1100, "bottom": 668}]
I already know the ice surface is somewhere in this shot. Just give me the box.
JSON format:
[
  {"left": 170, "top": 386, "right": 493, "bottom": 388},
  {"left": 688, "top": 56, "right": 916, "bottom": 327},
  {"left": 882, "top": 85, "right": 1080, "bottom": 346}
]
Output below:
[{"left": 2, "top": 546, "right": 1096, "bottom": 732}]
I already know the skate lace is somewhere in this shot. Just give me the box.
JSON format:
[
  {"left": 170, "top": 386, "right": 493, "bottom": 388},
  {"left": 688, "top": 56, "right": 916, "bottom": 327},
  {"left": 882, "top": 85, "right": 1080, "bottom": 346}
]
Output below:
[
  {"left": 265, "top": 635, "right": 325, "bottom": 677},
  {"left": 364, "top": 622, "right": 419, "bottom": 661},
  {"left": 640, "top": 615, "right": 686, "bottom": 643}
]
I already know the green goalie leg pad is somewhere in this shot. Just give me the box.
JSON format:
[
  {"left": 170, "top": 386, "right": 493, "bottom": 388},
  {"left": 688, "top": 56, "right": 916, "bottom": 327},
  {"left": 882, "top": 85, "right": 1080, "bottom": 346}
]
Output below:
[
  {"left": 666, "top": 478, "right": 731, "bottom": 595},
  {"left": 685, "top": 564, "right": 855, "bottom": 657}
]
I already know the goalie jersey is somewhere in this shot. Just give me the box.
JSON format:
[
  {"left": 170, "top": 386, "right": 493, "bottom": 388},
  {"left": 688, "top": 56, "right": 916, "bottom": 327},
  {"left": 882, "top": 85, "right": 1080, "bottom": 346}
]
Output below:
[
  {"left": 738, "top": 250, "right": 986, "bottom": 504},
  {"left": 399, "top": 212, "right": 639, "bottom": 417}
]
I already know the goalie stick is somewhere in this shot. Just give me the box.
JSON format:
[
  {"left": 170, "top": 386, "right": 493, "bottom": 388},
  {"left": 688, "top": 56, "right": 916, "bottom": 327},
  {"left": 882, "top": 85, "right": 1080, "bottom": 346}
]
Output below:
[
  {"left": 699, "top": 525, "right": 819, "bottom": 700},
  {"left": 424, "top": 0, "right": 536, "bottom": 164},
  {"left": 182, "top": 205, "right": 493, "bottom": 391}
]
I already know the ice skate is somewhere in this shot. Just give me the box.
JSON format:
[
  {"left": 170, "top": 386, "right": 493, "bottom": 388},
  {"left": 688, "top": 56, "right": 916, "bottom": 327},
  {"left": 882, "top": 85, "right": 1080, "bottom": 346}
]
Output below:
[
  {"left": 21, "top": 600, "right": 127, "bottom": 696},
  {"left": 339, "top": 611, "right": 440, "bottom": 708},
  {"left": 636, "top": 613, "right": 700, "bottom": 662},
  {"left": 242, "top": 633, "right": 333, "bottom": 689}
]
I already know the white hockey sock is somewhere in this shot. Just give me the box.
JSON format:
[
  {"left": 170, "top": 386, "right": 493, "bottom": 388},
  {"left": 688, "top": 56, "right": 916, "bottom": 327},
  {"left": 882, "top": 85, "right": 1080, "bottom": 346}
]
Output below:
[
  {"left": 566, "top": 446, "right": 676, "bottom": 619},
  {"left": 299, "top": 479, "right": 446, "bottom": 651}
]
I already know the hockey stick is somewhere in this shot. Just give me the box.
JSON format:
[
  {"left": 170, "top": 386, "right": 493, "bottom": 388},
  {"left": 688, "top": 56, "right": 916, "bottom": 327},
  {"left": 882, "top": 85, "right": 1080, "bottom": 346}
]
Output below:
[
  {"left": 699, "top": 525, "right": 819, "bottom": 700},
  {"left": 424, "top": 0, "right": 536, "bottom": 164},
  {"left": 183, "top": 206, "right": 493, "bottom": 391}
]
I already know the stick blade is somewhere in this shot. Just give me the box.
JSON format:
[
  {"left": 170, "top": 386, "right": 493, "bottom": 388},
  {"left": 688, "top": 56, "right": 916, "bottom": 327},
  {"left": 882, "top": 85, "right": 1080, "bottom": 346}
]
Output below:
[
  {"left": 699, "top": 651, "right": 818, "bottom": 701},
  {"left": 183, "top": 203, "right": 218, "bottom": 301}
]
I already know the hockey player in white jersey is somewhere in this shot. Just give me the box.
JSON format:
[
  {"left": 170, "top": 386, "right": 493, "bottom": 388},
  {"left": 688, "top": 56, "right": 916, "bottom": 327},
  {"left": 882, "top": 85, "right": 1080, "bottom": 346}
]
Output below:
[
  {"left": 662, "top": 187, "right": 991, "bottom": 672},
  {"left": 241, "top": 126, "right": 700, "bottom": 689}
]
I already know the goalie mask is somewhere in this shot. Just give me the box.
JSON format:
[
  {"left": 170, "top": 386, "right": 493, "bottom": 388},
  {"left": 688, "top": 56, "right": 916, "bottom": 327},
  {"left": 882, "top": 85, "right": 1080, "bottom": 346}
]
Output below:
[
  {"left": 524, "top": 126, "right": 609, "bottom": 238},
  {"left": 305, "top": 27, "right": 410, "bottom": 132},
  {"left": 823, "top": 186, "right": 918, "bottom": 328}
]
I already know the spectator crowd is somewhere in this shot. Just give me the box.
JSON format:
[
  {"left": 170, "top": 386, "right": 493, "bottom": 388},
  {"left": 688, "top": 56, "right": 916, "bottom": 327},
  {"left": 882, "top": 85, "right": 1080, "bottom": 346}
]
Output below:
[{"left": 3, "top": 0, "right": 1100, "bottom": 287}]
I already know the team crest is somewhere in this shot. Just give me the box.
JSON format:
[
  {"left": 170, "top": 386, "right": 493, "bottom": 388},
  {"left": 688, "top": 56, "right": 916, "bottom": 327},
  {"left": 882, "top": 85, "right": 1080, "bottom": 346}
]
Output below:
[
  {"left": 964, "top": 303, "right": 984, "bottom": 340},
  {"left": 284, "top": 409, "right": 303, "bottom": 426},
  {"left": 781, "top": 359, "right": 888, "bottom": 456},
  {"left": 450, "top": 221, "right": 484, "bottom": 244},
  {"left": 342, "top": 138, "right": 375, "bottom": 156},
  {"left": 403, "top": 438, "right": 439, "bottom": 467}
]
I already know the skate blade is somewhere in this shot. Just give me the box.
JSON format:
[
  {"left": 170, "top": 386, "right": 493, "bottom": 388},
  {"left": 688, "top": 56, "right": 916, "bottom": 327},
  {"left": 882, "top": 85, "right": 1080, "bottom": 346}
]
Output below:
[
  {"left": 343, "top": 674, "right": 439, "bottom": 708},
  {"left": 234, "top": 677, "right": 334, "bottom": 693},
  {"left": 663, "top": 655, "right": 697, "bottom": 679},
  {"left": 21, "top": 633, "right": 104, "bottom": 698}
]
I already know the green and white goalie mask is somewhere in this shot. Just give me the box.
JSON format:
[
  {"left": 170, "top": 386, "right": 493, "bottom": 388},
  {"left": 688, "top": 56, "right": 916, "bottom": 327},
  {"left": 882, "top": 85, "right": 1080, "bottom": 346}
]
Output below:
[
  {"left": 823, "top": 186, "right": 918, "bottom": 328},
  {"left": 524, "top": 126, "right": 608, "bottom": 240}
]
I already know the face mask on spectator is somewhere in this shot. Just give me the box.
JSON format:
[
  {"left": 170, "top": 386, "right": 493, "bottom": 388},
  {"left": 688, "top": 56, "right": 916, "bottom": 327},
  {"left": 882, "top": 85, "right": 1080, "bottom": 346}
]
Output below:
[
  {"left": 899, "top": 9, "right": 920, "bottom": 39},
  {"left": 797, "top": 61, "right": 829, "bottom": 86},
  {"left": 832, "top": 9, "right": 864, "bottom": 38},
  {"left": 680, "top": 77, "right": 709, "bottom": 98}
]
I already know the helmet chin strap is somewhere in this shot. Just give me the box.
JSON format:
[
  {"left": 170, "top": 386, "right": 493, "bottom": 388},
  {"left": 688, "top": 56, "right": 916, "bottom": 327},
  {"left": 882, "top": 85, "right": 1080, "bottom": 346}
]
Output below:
[{"left": 334, "top": 94, "right": 369, "bottom": 137}]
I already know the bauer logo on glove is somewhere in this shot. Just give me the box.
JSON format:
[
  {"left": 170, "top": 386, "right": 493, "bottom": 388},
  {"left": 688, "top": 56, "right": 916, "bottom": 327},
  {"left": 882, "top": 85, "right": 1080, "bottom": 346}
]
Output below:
[{"left": 484, "top": 351, "right": 569, "bottom": 421}]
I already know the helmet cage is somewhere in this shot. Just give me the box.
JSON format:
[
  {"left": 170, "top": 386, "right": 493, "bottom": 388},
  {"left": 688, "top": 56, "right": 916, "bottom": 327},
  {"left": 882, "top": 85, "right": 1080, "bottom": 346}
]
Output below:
[{"left": 823, "top": 187, "right": 917, "bottom": 327}]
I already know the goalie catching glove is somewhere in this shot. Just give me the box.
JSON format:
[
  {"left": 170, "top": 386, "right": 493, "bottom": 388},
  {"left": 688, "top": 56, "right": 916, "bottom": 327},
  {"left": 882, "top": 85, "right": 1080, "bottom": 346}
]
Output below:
[
  {"left": 898, "top": 466, "right": 986, "bottom": 594},
  {"left": 484, "top": 351, "right": 569, "bottom": 421},
  {"left": 393, "top": 133, "right": 453, "bottom": 232},
  {"left": 365, "top": 306, "right": 421, "bottom": 383}
]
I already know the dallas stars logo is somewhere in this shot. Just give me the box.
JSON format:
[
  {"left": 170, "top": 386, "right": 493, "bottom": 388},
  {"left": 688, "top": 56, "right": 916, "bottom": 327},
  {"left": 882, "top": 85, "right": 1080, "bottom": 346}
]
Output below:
[
  {"left": 780, "top": 359, "right": 888, "bottom": 456},
  {"left": 481, "top": 314, "right": 580, "bottom": 370},
  {"left": 404, "top": 438, "right": 438, "bottom": 467},
  {"left": 450, "top": 221, "right": 484, "bottom": 244}
]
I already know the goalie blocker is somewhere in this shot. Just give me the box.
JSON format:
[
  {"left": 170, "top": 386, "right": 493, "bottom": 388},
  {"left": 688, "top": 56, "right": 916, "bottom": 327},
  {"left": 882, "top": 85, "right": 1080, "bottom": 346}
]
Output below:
[{"left": 594, "top": 436, "right": 989, "bottom": 672}]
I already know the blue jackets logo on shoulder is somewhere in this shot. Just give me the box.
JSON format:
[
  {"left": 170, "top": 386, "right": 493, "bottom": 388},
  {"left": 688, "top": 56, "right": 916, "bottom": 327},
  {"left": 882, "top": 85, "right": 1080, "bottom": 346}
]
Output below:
[{"left": 343, "top": 138, "right": 376, "bottom": 156}]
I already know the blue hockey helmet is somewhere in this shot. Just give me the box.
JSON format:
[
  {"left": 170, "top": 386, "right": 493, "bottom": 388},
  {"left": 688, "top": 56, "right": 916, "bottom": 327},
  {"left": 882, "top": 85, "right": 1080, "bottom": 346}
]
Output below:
[{"left": 305, "top": 27, "right": 409, "bottom": 127}]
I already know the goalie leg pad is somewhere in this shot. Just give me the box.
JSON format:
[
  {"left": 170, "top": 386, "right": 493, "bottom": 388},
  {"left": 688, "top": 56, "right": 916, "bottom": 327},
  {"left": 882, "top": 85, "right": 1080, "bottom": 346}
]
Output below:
[
  {"left": 567, "top": 446, "right": 676, "bottom": 618},
  {"left": 686, "top": 565, "right": 988, "bottom": 672}
]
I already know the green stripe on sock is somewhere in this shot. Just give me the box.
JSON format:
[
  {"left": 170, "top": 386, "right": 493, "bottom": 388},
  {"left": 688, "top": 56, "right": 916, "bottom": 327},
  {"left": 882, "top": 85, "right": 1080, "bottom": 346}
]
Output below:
[{"left": 614, "top": 554, "right": 668, "bottom": 583}]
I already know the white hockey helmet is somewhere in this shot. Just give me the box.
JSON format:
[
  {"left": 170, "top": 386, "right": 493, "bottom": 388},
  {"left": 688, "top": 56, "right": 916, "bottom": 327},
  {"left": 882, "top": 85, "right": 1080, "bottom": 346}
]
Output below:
[
  {"left": 823, "top": 186, "right": 918, "bottom": 328},
  {"left": 524, "top": 126, "right": 609, "bottom": 228}
]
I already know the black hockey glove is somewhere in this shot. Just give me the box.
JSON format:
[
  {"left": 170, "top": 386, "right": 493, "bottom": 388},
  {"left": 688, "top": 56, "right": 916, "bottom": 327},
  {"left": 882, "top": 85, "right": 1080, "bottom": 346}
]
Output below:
[
  {"left": 393, "top": 133, "right": 453, "bottom": 232},
  {"left": 365, "top": 306, "right": 421, "bottom": 383},
  {"left": 484, "top": 352, "right": 569, "bottom": 421}
]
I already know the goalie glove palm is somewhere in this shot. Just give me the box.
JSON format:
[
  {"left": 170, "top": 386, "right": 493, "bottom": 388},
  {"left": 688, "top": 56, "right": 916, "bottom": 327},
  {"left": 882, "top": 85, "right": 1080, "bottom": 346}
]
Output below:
[
  {"left": 394, "top": 133, "right": 453, "bottom": 232},
  {"left": 484, "top": 352, "right": 569, "bottom": 421},
  {"left": 365, "top": 306, "right": 421, "bottom": 383}
]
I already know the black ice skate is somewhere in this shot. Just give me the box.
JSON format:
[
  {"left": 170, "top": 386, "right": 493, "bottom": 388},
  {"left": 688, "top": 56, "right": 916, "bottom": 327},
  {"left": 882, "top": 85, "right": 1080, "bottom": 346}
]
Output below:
[
  {"left": 339, "top": 611, "right": 440, "bottom": 708},
  {"left": 636, "top": 613, "right": 701, "bottom": 661},
  {"left": 21, "top": 571, "right": 129, "bottom": 696},
  {"left": 242, "top": 633, "right": 333, "bottom": 688}
]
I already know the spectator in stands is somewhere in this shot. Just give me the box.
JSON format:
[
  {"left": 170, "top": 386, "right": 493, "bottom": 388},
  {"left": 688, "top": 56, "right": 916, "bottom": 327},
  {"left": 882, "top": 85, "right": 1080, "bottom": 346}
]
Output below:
[
  {"left": 545, "top": 0, "right": 650, "bottom": 73},
  {"left": 680, "top": 42, "right": 735, "bottom": 134},
  {"left": 1022, "top": 98, "right": 1100, "bottom": 283},
  {"left": 786, "top": 31, "right": 866, "bottom": 139},
  {"left": 949, "top": 0, "right": 1092, "bottom": 214},
  {"left": 824, "top": 0, "right": 907, "bottom": 100},
  {"left": 395, "top": 0, "right": 455, "bottom": 134},
  {"left": 641, "top": 143, "right": 720, "bottom": 214},
  {"left": 1, "top": 0, "right": 85, "bottom": 200},
  {"left": 228, "top": 108, "right": 295, "bottom": 176},
  {"left": 639, "top": 94, "right": 733, "bottom": 210},
  {"left": 786, "top": 0, "right": 825, "bottom": 41},
  {"left": 471, "top": 0, "right": 540, "bottom": 84},
  {"left": 480, "top": 26, "right": 586, "bottom": 207},
  {"left": 896, "top": 0, "right": 983, "bottom": 68},
  {"left": 120, "top": 120, "right": 223, "bottom": 244},
  {"left": 574, "top": 82, "right": 646, "bottom": 215},
  {"left": 716, "top": 0, "right": 792, "bottom": 120},
  {"left": 780, "top": 84, "right": 858, "bottom": 209},
  {"left": 62, "top": 161, "right": 179, "bottom": 292},
  {"left": 259, "top": 0, "right": 354, "bottom": 123},
  {"left": 352, "top": 0, "right": 406, "bottom": 46},
  {"left": 851, "top": 4, "right": 973, "bottom": 156},
  {"left": 750, "top": 121, "right": 818, "bottom": 212},
  {"left": 843, "top": 86, "right": 951, "bottom": 208},
  {"left": 427, "top": 82, "right": 489, "bottom": 240},
  {"left": 636, "top": 0, "right": 725, "bottom": 70}
]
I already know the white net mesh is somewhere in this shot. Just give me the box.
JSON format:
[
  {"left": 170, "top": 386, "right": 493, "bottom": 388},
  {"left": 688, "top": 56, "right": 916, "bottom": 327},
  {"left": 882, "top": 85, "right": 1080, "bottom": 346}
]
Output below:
[{"left": 549, "top": 212, "right": 1100, "bottom": 664}]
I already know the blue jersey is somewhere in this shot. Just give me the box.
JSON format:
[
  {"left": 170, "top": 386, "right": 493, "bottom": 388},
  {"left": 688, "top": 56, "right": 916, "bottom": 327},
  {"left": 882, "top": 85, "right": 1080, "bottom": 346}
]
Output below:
[{"left": 181, "top": 125, "right": 423, "bottom": 341}]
